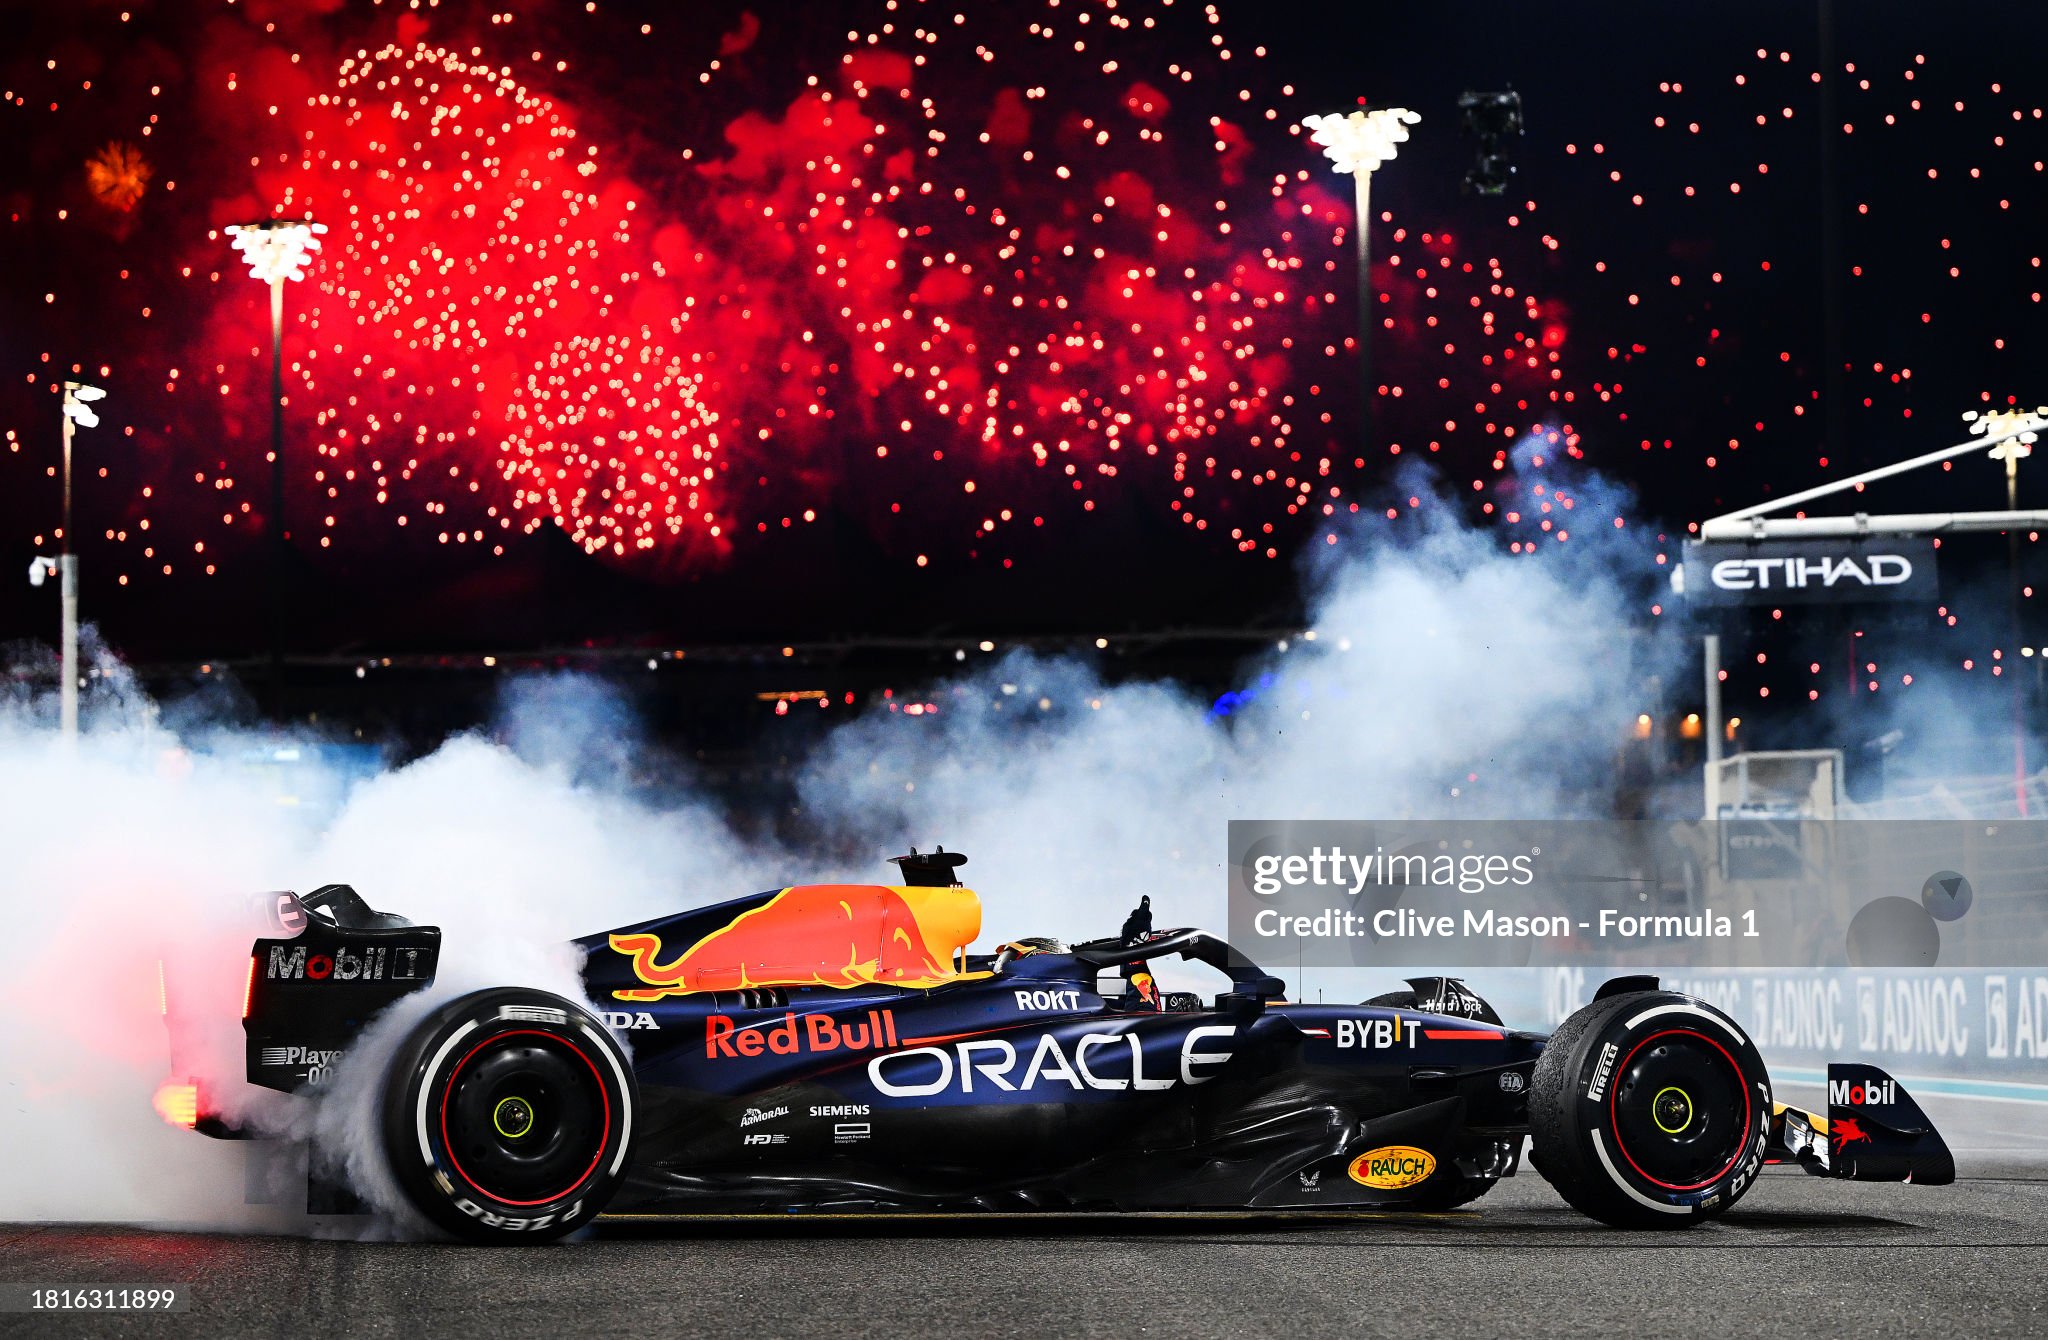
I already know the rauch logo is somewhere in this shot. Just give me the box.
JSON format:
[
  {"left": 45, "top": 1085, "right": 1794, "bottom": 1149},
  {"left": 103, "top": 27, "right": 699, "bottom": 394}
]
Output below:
[{"left": 1347, "top": 1145, "right": 1437, "bottom": 1190}]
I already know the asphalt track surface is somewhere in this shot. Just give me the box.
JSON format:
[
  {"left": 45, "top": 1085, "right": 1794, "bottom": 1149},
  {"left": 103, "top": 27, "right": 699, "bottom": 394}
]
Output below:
[{"left": 5, "top": 1148, "right": 2047, "bottom": 1340}]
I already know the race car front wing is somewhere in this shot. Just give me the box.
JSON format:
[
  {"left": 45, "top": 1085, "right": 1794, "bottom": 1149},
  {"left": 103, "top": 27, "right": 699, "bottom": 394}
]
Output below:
[{"left": 1767, "top": 1063, "right": 1955, "bottom": 1185}]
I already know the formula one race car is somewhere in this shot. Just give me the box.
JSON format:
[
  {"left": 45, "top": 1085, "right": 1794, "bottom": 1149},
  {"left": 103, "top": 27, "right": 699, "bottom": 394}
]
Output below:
[{"left": 159, "top": 849, "right": 1955, "bottom": 1242}]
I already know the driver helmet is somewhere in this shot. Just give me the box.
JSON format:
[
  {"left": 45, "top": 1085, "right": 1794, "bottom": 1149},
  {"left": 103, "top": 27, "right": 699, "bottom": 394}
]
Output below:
[{"left": 994, "top": 936, "right": 1067, "bottom": 969}]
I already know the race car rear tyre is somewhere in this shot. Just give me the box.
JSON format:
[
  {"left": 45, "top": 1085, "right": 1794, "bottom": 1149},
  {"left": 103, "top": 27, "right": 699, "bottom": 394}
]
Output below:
[
  {"left": 379, "top": 987, "right": 637, "bottom": 1243},
  {"left": 1528, "top": 990, "right": 1770, "bottom": 1229}
]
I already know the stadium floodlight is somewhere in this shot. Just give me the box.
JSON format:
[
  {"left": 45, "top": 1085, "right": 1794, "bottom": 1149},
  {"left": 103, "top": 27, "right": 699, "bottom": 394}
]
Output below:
[
  {"left": 226, "top": 217, "right": 327, "bottom": 682},
  {"left": 1301, "top": 106, "right": 1421, "bottom": 177},
  {"left": 224, "top": 219, "right": 327, "bottom": 285},
  {"left": 1301, "top": 106, "right": 1419, "bottom": 454},
  {"left": 1966, "top": 406, "right": 2045, "bottom": 465},
  {"left": 61, "top": 381, "right": 105, "bottom": 429}
]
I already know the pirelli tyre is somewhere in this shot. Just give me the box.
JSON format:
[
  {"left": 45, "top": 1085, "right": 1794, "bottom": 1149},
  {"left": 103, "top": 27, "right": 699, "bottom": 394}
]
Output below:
[
  {"left": 1529, "top": 990, "right": 1771, "bottom": 1228},
  {"left": 380, "top": 987, "right": 637, "bottom": 1243}
]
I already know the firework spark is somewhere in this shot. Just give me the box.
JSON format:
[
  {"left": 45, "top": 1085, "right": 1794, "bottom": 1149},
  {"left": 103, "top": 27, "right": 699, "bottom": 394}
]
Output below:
[{"left": 85, "top": 141, "right": 152, "bottom": 213}]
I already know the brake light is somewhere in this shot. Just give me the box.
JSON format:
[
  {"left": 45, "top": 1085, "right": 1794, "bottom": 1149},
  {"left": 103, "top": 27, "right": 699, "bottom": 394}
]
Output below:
[
  {"left": 242, "top": 954, "right": 257, "bottom": 1020},
  {"left": 153, "top": 1081, "right": 198, "bottom": 1129}
]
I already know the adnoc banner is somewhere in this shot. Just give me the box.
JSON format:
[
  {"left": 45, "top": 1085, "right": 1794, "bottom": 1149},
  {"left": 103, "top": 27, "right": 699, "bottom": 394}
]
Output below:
[
  {"left": 1681, "top": 537, "right": 1938, "bottom": 606},
  {"left": 1525, "top": 966, "right": 2048, "bottom": 1086}
]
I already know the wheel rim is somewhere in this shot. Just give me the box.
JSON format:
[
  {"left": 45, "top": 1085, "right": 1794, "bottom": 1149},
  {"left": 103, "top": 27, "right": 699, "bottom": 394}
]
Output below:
[
  {"left": 1650, "top": 1086, "right": 1694, "bottom": 1134},
  {"left": 493, "top": 1095, "right": 537, "bottom": 1139},
  {"left": 439, "top": 1029, "right": 611, "bottom": 1207},
  {"left": 1607, "top": 1028, "right": 1751, "bottom": 1191}
]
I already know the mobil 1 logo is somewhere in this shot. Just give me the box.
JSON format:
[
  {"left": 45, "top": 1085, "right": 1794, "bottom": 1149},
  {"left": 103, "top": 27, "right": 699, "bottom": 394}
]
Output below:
[{"left": 265, "top": 942, "right": 432, "bottom": 983}]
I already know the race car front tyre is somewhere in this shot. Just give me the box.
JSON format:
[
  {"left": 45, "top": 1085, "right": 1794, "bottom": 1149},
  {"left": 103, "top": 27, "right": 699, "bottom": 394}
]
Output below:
[
  {"left": 379, "top": 987, "right": 637, "bottom": 1243},
  {"left": 1528, "top": 989, "right": 1771, "bottom": 1229}
]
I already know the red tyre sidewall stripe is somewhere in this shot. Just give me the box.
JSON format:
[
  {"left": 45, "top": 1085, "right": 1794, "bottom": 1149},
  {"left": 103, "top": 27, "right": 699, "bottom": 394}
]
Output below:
[
  {"left": 1606, "top": 1026, "right": 1752, "bottom": 1193},
  {"left": 437, "top": 1027, "right": 612, "bottom": 1209}
]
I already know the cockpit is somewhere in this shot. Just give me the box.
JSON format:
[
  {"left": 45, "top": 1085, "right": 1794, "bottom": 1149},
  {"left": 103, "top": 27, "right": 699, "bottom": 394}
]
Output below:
[{"left": 980, "top": 922, "right": 1285, "bottom": 1015}]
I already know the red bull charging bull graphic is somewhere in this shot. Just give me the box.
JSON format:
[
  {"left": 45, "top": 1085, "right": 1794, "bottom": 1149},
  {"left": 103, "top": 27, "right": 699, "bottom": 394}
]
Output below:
[{"left": 607, "top": 883, "right": 983, "bottom": 998}]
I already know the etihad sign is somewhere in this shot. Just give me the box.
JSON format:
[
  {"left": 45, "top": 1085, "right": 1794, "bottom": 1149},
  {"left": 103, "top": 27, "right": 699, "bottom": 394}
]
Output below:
[
  {"left": 1682, "top": 538, "right": 1937, "bottom": 608},
  {"left": 1707, "top": 554, "right": 1915, "bottom": 592}
]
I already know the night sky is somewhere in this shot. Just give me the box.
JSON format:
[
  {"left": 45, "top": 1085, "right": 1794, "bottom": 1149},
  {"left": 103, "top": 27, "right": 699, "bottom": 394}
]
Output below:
[{"left": 4, "top": 0, "right": 2045, "bottom": 733}]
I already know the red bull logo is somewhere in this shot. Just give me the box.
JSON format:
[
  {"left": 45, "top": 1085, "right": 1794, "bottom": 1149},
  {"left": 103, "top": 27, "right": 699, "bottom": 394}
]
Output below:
[
  {"left": 609, "top": 884, "right": 982, "bottom": 999},
  {"left": 706, "top": 1010, "right": 901, "bottom": 1060}
]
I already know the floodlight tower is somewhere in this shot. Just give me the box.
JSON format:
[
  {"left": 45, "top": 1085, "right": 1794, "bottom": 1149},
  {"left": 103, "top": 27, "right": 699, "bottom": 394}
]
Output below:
[
  {"left": 225, "top": 218, "right": 325, "bottom": 680},
  {"left": 1302, "top": 106, "right": 1420, "bottom": 455},
  {"left": 1972, "top": 408, "right": 2042, "bottom": 807},
  {"left": 34, "top": 381, "right": 109, "bottom": 740}
]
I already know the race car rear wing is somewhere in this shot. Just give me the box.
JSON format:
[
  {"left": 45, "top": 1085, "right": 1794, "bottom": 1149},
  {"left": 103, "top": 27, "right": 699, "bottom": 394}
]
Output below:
[
  {"left": 157, "top": 887, "right": 442, "bottom": 1139},
  {"left": 1767, "top": 1063, "right": 1955, "bottom": 1185},
  {"left": 243, "top": 887, "right": 441, "bottom": 1096}
]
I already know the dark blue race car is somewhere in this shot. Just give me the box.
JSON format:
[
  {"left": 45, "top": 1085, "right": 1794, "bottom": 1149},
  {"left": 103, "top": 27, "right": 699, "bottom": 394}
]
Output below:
[{"left": 168, "top": 849, "right": 1955, "bottom": 1242}]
